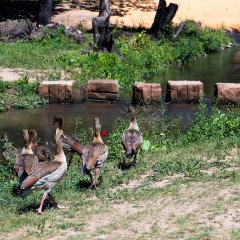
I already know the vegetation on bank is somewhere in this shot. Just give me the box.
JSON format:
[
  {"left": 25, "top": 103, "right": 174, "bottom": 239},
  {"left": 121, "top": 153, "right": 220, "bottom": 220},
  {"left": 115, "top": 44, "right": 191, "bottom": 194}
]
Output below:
[
  {"left": 0, "top": 76, "right": 47, "bottom": 112},
  {"left": 0, "top": 102, "right": 240, "bottom": 238},
  {"left": 0, "top": 21, "right": 234, "bottom": 90},
  {"left": 0, "top": 22, "right": 234, "bottom": 112}
]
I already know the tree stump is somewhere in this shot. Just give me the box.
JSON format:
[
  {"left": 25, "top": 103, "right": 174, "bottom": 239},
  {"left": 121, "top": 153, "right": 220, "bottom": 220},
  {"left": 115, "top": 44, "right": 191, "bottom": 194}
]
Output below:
[
  {"left": 150, "top": 0, "right": 178, "bottom": 38},
  {"left": 38, "top": 0, "right": 52, "bottom": 26},
  {"left": 92, "top": 0, "right": 113, "bottom": 51}
]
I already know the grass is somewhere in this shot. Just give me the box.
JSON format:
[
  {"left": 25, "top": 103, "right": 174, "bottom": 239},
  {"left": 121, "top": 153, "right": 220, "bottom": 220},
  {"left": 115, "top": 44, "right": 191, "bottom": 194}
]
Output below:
[
  {"left": 0, "top": 28, "right": 82, "bottom": 69},
  {"left": 1, "top": 141, "right": 240, "bottom": 239},
  {"left": 1, "top": 103, "right": 240, "bottom": 239},
  {"left": 0, "top": 22, "right": 235, "bottom": 88}
]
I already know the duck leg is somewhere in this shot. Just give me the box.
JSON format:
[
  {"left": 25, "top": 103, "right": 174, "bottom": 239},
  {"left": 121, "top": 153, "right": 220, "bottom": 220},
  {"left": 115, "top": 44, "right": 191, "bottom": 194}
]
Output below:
[
  {"left": 48, "top": 193, "right": 66, "bottom": 209},
  {"left": 36, "top": 191, "right": 48, "bottom": 215},
  {"left": 121, "top": 150, "right": 126, "bottom": 168},
  {"left": 133, "top": 151, "right": 139, "bottom": 164},
  {"left": 90, "top": 168, "right": 100, "bottom": 189}
]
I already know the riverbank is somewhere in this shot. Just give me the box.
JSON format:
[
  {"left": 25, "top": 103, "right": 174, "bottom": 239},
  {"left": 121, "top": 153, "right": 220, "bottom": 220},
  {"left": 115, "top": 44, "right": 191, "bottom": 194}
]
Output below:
[{"left": 1, "top": 103, "right": 240, "bottom": 239}]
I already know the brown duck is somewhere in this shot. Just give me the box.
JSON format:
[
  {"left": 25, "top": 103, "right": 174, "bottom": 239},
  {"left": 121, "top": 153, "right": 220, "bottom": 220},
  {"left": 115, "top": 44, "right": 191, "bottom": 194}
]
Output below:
[
  {"left": 14, "top": 129, "right": 38, "bottom": 184},
  {"left": 81, "top": 117, "right": 108, "bottom": 189},
  {"left": 53, "top": 116, "right": 84, "bottom": 165},
  {"left": 121, "top": 106, "right": 143, "bottom": 164},
  {"left": 29, "top": 129, "right": 53, "bottom": 162},
  {"left": 20, "top": 128, "right": 67, "bottom": 214}
]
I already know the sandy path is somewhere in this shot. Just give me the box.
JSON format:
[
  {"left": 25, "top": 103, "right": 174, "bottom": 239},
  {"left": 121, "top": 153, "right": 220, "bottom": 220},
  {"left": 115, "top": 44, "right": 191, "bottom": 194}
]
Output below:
[{"left": 52, "top": 0, "right": 240, "bottom": 30}]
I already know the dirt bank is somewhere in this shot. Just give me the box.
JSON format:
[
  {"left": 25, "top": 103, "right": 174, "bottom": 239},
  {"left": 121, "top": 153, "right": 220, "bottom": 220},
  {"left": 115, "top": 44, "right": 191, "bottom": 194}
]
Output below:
[{"left": 52, "top": 0, "right": 240, "bottom": 31}]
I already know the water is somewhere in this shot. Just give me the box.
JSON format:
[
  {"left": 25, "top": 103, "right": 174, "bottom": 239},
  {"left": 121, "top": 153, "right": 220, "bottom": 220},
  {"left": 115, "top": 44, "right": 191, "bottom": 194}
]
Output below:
[
  {"left": 154, "top": 46, "right": 240, "bottom": 97},
  {"left": 0, "top": 101, "right": 127, "bottom": 148},
  {"left": 0, "top": 44, "right": 240, "bottom": 150}
]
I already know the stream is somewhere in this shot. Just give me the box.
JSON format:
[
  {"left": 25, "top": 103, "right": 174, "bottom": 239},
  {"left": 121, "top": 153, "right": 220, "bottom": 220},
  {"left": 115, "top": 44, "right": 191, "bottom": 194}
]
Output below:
[{"left": 0, "top": 41, "right": 239, "bottom": 151}]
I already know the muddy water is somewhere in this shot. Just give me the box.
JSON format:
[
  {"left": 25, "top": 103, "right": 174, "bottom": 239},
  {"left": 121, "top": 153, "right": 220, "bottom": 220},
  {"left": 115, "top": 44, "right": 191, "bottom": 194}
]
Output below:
[{"left": 0, "top": 44, "right": 240, "bottom": 150}]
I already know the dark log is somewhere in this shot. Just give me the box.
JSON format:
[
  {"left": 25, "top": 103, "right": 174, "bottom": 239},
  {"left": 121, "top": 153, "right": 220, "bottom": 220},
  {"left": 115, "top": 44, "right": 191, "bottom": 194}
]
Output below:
[
  {"left": 38, "top": 0, "right": 52, "bottom": 26},
  {"left": 150, "top": 0, "right": 178, "bottom": 38},
  {"left": 173, "top": 21, "right": 185, "bottom": 39},
  {"left": 92, "top": 0, "right": 112, "bottom": 51}
]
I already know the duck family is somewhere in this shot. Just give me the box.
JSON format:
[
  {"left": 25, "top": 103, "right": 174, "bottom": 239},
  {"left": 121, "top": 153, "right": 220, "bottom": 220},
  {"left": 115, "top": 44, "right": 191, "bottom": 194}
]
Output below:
[{"left": 13, "top": 106, "right": 143, "bottom": 214}]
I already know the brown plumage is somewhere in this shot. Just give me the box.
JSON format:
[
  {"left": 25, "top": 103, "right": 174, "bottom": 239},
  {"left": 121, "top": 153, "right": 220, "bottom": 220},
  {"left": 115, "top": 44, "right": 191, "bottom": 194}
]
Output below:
[
  {"left": 81, "top": 118, "right": 108, "bottom": 189},
  {"left": 121, "top": 107, "right": 143, "bottom": 164},
  {"left": 28, "top": 129, "right": 53, "bottom": 162},
  {"left": 14, "top": 129, "right": 38, "bottom": 184},
  {"left": 20, "top": 128, "right": 67, "bottom": 214},
  {"left": 53, "top": 116, "right": 84, "bottom": 165}
]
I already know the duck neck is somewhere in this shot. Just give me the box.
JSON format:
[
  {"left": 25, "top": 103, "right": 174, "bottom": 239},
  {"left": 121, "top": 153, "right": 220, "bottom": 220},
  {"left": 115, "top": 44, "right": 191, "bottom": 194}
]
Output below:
[
  {"left": 93, "top": 127, "right": 103, "bottom": 144},
  {"left": 22, "top": 138, "right": 33, "bottom": 154},
  {"left": 54, "top": 129, "right": 66, "bottom": 164},
  {"left": 30, "top": 137, "right": 38, "bottom": 148},
  {"left": 128, "top": 111, "right": 139, "bottom": 130},
  {"left": 58, "top": 118, "right": 63, "bottom": 130}
]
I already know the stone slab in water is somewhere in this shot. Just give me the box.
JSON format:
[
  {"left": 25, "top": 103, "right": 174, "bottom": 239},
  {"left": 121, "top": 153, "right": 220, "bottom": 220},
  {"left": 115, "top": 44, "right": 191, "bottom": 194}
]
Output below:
[
  {"left": 87, "top": 79, "right": 119, "bottom": 102},
  {"left": 132, "top": 82, "right": 162, "bottom": 104},
  {"left": 87, "top": 80, "right": 119, "bottom": 93},
  {"left": 87, "top": 92, "right": 118, "bottom": 101},
  {"left": 167, "top": 80, "right": 204, "bottom": 103},
  {"left": 38, "top": 80, "right": 76, "bottom": 103},
  {"left": 215, "top": 83, "right": 240, "bottom": 104}
]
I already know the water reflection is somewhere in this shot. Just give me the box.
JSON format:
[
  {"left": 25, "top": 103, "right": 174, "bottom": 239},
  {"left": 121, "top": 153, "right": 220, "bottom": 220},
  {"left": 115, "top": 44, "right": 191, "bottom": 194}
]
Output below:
[
  {"left": 153, "top": 46, "right": 240, "bottom": 97},
  {"left": 0, "top": 101, "right": 127, "bottom": 148}
]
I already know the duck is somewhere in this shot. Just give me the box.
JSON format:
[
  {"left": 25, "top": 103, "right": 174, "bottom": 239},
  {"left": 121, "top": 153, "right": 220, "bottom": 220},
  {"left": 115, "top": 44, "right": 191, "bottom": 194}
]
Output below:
[
  {"left": 14, "top": 129, "right": 39, "bottom": 184},
  {"left": 52, "top": 116, "right": 84, "bottom": 165},
  {"left": 28, "top": 129, "right": 53, "bottom": 162},
  {"left": 81, "top": 117, "right": 108, "bottom": 189},
  {"left": 20, "top": 127, "right": 67, "bottom": 214},
  {"left": 121, "top": 106, "right": 143, "bottom": 165}
]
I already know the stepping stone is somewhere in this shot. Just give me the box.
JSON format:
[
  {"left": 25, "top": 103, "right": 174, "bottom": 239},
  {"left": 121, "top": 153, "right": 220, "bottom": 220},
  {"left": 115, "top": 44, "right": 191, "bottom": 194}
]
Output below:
[
  {"left": 132, "top": 82, "right": 162, "bottom": 104},
  {"left": 167, "top": 80, "right": 204, "bottom": 103},
  {"left": 38, "top": 80, "right": 76, "bottom": 103},
  {"left": 86, "top": 79, "right": 119, "bottom": 102},
  {"left": 215, "top": 83, "right": 240, "bottom": 104}
]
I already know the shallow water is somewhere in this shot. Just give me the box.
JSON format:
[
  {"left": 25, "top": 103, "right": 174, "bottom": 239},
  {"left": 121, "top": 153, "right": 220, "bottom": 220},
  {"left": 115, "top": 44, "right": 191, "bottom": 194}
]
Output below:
[{"left": 153, "top": 46, "right": 240, "bottom": 97}]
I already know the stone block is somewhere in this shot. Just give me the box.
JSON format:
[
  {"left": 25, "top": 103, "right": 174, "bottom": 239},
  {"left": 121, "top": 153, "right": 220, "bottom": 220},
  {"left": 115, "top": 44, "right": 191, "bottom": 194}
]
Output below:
[
  {"left": 87, "top": 79, "right": 119, "bottom": 93},
  {"left": 215, "top": 83, "right": 240, "bottom": 104},
  {"left": 38, "top": 84, "right": 49, "bottom": 98},
  {"left": 87, "top": 92, "right": 118, "bottom": 101},
  {"left": 38, "top": 80, "right": 75, "bottom": 103},
  {"left": 49, "top": 84, "right": 59, "bottom": 103},
  {"left": 167, "top": 80, "right": 204, "bottom": 103},
  {"left": 58, "top": 84, "right": 66, "bottom": 103},
  {"left": 87, "top": 79, "right": 119, "bottom": 102},
  {"left": 132, "top": 82, "right": 162, "bottom": 103}
]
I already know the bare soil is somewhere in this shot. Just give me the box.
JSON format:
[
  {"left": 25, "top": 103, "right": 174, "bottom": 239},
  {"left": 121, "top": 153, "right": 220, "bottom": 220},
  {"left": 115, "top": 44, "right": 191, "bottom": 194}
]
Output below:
[{"left": 53, "top": 0, "right": 240, "bottom": 30}]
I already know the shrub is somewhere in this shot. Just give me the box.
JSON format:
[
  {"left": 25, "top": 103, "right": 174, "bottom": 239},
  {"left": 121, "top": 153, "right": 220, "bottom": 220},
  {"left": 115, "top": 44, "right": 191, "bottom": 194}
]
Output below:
[
  {"left": 0, "top": 77, "right": 48, "bottom": 112},
  {"left": 173, "top": 36, "right": 205, "bottom": 63},
  {"left": 181, "top": 101, "right": 240, "bottom": 144}
]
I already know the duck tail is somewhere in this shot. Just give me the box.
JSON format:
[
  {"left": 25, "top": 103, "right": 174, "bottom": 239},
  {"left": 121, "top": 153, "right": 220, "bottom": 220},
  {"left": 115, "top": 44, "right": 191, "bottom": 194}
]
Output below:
[{"left": 125, "top": 149, "right": 136, "bottom": 158}]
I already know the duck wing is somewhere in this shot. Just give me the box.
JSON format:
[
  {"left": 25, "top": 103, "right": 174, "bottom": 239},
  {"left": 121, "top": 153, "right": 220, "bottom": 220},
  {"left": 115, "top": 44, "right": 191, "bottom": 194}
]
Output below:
[
  {"left": 21, "top": 161, "right": 62, "bottom": 190},
  {"left": 62, "top": 133, "right": 83, "bottom": 155},
  {"left": 82, "top": 143, "right": 108, "bottom": 170},
  {"left": 14, "top": 154, "right": 38, "bottom": 177},
  {"left": 33, "top": 145, "right": 54, "bottom": 162},
  {"left": 122, "top": 129, "right": 143, "bottom": 156}
]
